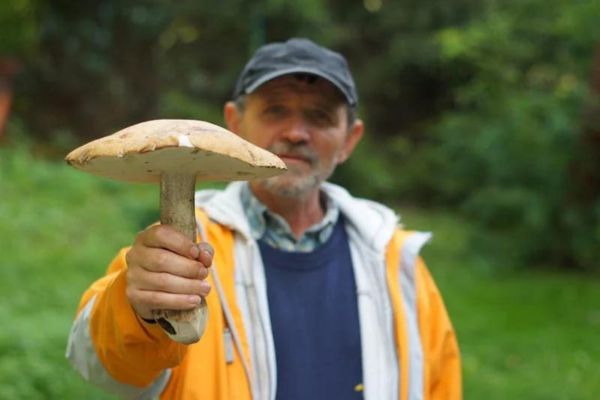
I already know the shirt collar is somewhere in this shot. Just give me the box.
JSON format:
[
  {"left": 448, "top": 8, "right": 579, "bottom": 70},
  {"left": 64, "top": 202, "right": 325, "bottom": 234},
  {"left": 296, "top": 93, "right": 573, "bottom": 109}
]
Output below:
[{"left": 240, "top": 183, "right": 340, "bottom": 251}]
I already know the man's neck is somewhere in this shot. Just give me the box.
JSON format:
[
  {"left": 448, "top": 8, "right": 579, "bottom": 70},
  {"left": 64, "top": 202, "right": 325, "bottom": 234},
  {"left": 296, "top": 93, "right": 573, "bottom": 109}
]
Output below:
[{"left": 249, "top": 183, "right": 325, "bottom": 239}]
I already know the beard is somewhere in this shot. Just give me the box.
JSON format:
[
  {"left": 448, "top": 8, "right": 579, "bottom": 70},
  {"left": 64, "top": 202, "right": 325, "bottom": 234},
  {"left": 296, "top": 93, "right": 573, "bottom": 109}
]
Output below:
[{"left": 256, "top": 141, "right": 336, "bottom": 199}]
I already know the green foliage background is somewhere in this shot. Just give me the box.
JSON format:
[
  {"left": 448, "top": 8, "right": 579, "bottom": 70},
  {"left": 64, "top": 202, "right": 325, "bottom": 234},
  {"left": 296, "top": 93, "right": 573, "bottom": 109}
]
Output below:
[{"left": 5, "top": 0, "right": 598, "bottom": 269}]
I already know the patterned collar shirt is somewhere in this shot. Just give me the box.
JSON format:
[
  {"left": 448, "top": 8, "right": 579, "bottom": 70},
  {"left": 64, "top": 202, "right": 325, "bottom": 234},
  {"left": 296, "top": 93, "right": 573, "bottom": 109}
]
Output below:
[{"left": 240, "top": 183, "right": 340, "bottom": 252}]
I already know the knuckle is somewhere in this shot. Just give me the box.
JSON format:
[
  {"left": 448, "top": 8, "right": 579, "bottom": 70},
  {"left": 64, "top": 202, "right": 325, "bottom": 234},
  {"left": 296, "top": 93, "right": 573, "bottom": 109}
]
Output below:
[
  {"left": 126, "top": 272, "right": 135, "bottom": 287},
  {"left": 134, "top": 227, "right": 152, "bottom": 245},
  {"left": 125, "top": 266, "right": 140, "bottom": 285},
  {"left": 154, "top": 225, "right": 173, "bottom": 243},
  {"left": 125, "top": 286, "right": 135, "bottom": 302},
  {"left": 126, "top": 287, "right": 144, "bottom": 307},
  {"left": 153, "top": 225, "right": 166, "bottom": 240},
  {"left": 156, "top": 273, "right": 170, "bottom": 291},
  {"left": 133, "top": 231, "right": 143, "bottom": 244},
  {"left": 155, "top": 251, "right": 171, "bottom": 270},
  {"left": 125, "top": 248, "right": 136, "bottom": 265},
  {"left": 147, "top": 291, "right": 162, "bottom": 307}
]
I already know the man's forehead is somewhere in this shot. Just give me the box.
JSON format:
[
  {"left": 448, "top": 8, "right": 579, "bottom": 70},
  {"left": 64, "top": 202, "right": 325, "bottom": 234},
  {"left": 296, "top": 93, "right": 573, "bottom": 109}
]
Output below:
[{"left": 251, "top": 74, "right": 347, "bottom": 105}]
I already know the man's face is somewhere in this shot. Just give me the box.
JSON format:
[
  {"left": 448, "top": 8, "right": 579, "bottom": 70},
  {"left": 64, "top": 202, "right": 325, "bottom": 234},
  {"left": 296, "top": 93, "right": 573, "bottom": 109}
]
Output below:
[{"left": 228, "top": 75, "right": 362, "bottom": 199}]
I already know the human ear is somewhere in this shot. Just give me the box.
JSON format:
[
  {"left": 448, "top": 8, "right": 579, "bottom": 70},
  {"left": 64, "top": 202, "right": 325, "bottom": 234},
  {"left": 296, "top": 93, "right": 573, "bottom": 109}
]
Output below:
[
  {"left": 337, "top": 119, "right": 364, "bottom": 165},
  {"left": 224, "top": 102, "right": 241, "bottom": 134}
]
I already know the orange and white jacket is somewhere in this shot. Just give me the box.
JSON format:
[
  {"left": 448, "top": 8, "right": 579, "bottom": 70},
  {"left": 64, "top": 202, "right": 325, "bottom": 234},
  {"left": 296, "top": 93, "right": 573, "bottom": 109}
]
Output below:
[{"left": 67, "top": 182, "right": 461, "bottom": 400}]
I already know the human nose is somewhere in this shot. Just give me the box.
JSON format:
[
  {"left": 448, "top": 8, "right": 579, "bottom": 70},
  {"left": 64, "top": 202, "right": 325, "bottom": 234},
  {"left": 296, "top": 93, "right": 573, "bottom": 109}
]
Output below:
[{"left": 282, "top": 115, "right": 310, "bottom": 143}]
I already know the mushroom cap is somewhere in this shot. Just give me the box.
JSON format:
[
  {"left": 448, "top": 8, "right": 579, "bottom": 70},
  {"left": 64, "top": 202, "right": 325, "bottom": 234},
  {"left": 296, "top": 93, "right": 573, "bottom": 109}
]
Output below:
[{"left": 65, "top": 119, "right": 287, "bottom": 183}]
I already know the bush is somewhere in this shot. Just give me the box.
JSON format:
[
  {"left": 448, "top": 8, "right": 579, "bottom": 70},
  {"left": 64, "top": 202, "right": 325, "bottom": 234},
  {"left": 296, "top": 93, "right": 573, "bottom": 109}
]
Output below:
[
  {"left": 336, "top": 0, "right": 600, "bottom": 270},
  {"left": 422, "top": 0, "right": 599, "bottom": 269}
]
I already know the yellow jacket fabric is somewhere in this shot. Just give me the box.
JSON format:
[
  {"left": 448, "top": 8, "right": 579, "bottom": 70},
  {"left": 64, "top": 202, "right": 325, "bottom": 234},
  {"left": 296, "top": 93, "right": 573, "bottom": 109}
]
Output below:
[{"left": 67, "top": 183, "right": 461, "bottom": 399}]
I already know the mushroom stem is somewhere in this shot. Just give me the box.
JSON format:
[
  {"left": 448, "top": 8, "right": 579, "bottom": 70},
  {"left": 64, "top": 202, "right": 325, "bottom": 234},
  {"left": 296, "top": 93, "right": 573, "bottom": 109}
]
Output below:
[
  {"left": 154, "top": 172, "right": 208, "bottom": 344},
  {"left": 160, "top": 172, "right": 196, "bottom": 241}
]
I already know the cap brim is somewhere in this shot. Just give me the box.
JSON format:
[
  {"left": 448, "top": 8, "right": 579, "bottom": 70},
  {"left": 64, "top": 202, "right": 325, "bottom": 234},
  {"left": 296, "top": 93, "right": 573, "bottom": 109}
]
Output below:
[{"left": 244, "top": 67, "right": 356, "bottom": 106}]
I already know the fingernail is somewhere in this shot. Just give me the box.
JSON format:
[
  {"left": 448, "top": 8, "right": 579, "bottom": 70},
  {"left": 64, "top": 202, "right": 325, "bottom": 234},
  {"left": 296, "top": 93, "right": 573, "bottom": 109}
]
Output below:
[
  {"left": 198, "top": 242, "right": 214, "bottom": 256},
  {"left": 190, "top": 245, "right": 200, "bottom": 259},
  {"left": 199, "top": 281, "right": 211, "bottom": 295},
  {"left": 202, "top": 250, "right": 213, "bottom": 262},
  {"left": 188, "top": 295, "right": 201, "bottom": 305}
]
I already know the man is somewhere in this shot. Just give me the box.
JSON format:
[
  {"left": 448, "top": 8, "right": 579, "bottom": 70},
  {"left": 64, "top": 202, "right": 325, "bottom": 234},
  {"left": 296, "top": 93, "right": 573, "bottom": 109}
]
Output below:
[{"left": 67, "top": 38, "right": 461, "bottom": 400}]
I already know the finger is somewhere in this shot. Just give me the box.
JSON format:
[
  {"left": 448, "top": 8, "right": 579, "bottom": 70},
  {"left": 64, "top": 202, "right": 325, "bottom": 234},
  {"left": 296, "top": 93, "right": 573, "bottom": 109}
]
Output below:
[
  {"left": 142, "top": 248, "right": 209, "bottom": 279},
  {"left": 196, "top": 242, "right": 214, "bottom": 267},
  {"left": 140, "top": 272, "right": 211, "bottom": 296},
  {"left": 132, "top": 290, "right": 202, "bottom": 311},
  {"left": 138, "top": 225, "right": 198, "bottom": 259}
]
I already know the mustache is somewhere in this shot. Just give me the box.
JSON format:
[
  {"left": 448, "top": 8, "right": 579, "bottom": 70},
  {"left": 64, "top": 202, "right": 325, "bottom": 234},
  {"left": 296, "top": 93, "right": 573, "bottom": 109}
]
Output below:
[{"left": 268, "top": 142, "right": 318, "bottom": 165}]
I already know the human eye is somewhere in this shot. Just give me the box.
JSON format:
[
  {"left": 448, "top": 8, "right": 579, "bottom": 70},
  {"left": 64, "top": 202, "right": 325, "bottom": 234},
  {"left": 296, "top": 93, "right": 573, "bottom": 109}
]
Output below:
[
  {"left": 306, "top": 109, "right": 335, "bottom": 127},
  {"left": 263, "top": 105, "right": 288, "bottom": 118}
]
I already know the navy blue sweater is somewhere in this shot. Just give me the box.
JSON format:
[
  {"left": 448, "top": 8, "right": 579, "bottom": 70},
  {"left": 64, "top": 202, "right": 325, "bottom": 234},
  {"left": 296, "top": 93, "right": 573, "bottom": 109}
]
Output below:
[{"left": 259, "top": 218, "right": 363, "bottom": 400}]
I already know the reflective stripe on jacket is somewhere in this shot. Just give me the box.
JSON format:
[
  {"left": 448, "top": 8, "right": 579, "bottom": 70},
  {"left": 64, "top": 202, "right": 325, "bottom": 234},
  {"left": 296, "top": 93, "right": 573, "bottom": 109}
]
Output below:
[{"left": 67, "top": 182, "right": 461, "bottom": 399}]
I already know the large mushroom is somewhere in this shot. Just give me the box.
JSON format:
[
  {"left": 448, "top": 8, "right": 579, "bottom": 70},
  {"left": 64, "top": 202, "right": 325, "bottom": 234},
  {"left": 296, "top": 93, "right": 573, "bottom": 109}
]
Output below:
[{"left": 66, "top": 119, "right": 286, "bottom": 344}]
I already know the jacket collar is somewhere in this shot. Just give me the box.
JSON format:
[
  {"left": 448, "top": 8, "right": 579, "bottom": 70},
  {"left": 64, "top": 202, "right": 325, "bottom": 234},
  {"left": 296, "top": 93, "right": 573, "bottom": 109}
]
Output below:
[{"left": 195, "top": 181, "right": 400, "bottom": 252}]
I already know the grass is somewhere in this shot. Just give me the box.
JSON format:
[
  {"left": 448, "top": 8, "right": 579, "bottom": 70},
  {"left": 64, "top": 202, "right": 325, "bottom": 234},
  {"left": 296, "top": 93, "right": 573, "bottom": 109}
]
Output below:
[{"left": 0, "top": 145, "right": 598, "bottom": 399}]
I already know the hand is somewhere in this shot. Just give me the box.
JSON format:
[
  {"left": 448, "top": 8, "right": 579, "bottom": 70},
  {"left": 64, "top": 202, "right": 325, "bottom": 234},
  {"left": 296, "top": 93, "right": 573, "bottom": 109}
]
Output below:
[{"left": 124, "top": 225, "right": 213, "bottom": 320}]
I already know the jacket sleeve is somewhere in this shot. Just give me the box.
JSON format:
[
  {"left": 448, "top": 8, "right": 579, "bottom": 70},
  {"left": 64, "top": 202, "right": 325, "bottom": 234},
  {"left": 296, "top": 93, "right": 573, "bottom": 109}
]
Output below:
[
  {"left": 66, "top": 247, "right": 187, "bottom": 399},
  {"left": 416, "top": 257, "right": 462, "bottom": 400}
]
